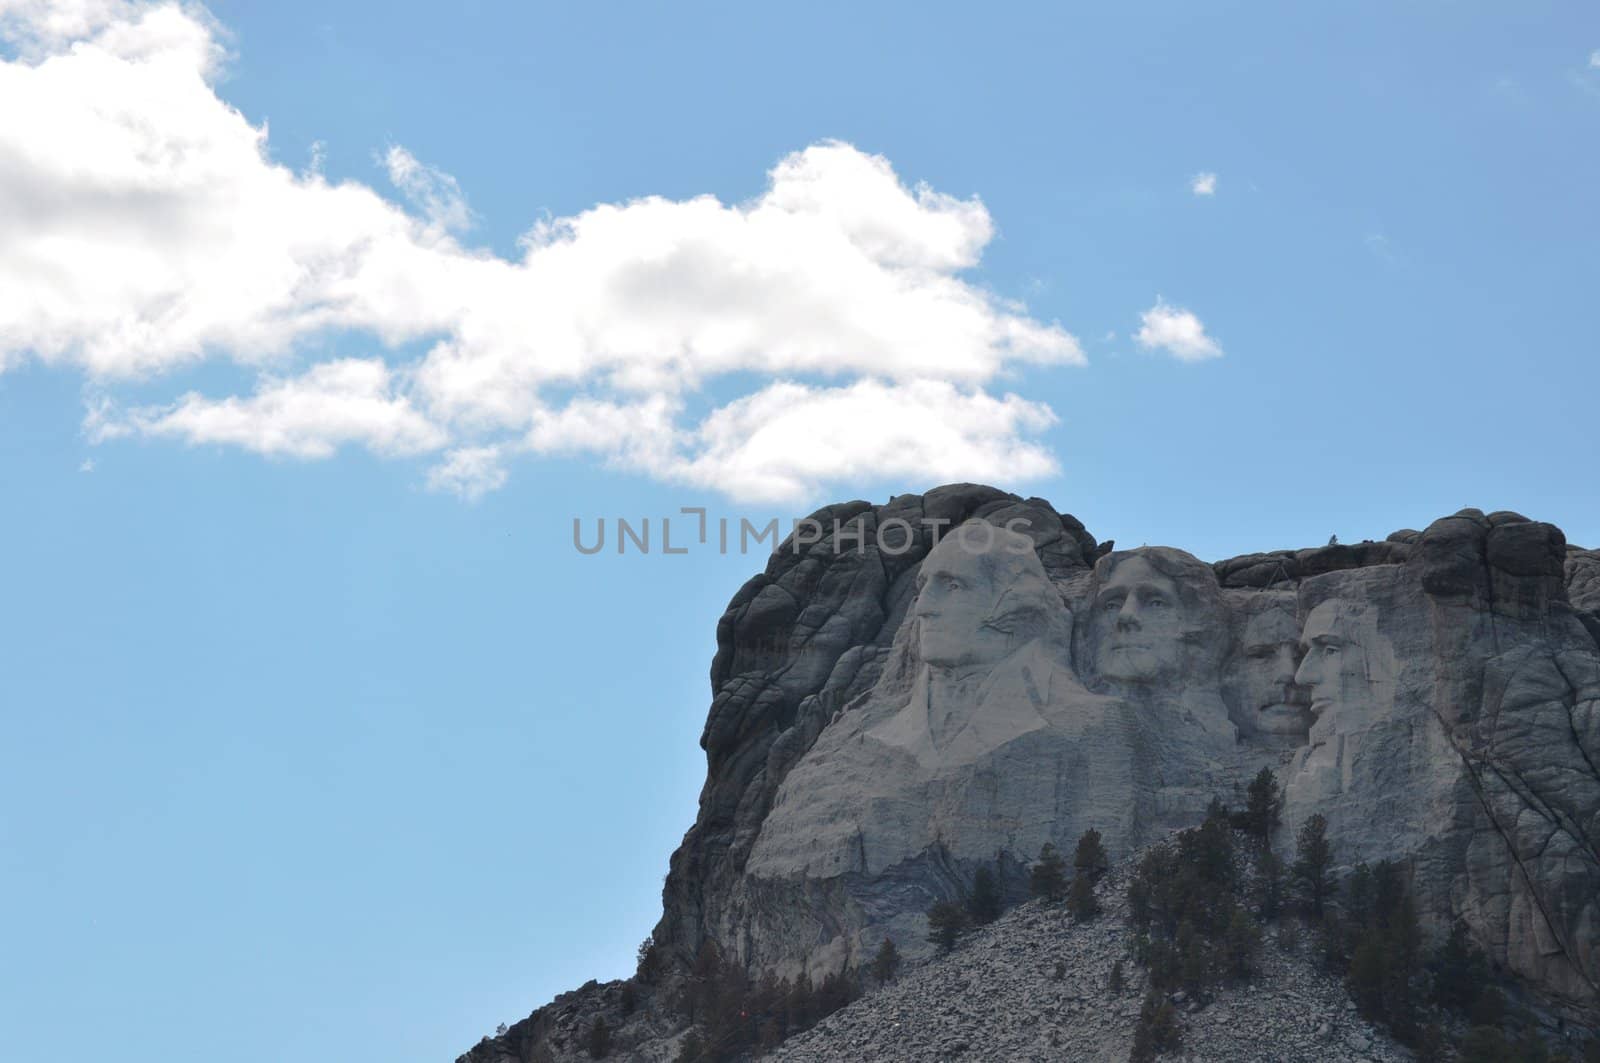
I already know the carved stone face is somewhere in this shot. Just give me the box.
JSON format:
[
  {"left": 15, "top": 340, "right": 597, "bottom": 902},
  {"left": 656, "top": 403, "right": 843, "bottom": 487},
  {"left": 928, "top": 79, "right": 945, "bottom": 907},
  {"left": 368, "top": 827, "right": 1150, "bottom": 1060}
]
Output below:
[
  {"left": 1240, "top": 608, "right": 1311, "bottom": 739},
  {"left": 1295, "top": 600, "right": 1382, "bottom": 730},
  {"left": 911, "top": 526, "right": 1046, "bottom": 671},
  {"left": 1091, "top": 556, "right": 1185, "bottom": 684}
]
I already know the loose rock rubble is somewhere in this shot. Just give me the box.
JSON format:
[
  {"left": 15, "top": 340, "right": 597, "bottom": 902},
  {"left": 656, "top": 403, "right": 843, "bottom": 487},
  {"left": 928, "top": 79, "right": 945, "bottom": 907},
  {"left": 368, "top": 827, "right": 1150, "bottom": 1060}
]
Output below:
[{"left": 766, "top": 860, "right": 1409, "bottom": 1063}]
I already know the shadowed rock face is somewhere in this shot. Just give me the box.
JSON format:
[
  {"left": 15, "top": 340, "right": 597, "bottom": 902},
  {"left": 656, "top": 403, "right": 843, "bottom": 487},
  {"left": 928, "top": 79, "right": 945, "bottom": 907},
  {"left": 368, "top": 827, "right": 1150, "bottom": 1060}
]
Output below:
[{"left": 461, "top": 489, "right": 1600, "bottom": 1062}]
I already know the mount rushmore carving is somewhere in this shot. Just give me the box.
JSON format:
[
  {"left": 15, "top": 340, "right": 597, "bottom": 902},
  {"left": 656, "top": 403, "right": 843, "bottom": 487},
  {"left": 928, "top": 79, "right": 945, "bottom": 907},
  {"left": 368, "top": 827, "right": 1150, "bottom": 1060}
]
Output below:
[{"left": 654, "top": 485, "right": 1600, "bottom": 1022}]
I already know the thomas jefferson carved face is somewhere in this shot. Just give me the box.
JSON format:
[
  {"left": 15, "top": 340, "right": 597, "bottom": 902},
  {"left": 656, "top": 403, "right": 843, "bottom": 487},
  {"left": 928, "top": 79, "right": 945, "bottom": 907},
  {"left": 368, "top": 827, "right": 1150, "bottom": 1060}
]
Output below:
[
  {"left": 1295, "top": 599, "right": 1386, "bottom": 731},
  {"left": 1240, "top": 607, "right": 1311, "bottom": 739},
  {"left": 1083, "top": 547, "right": 1228, "bottom": 699},
  {"left": 911, "top": 522, "right": 1053, "bottom": 672},
  {"left": 1092, "top": 556, "right": 1186, "bottom": 684}
]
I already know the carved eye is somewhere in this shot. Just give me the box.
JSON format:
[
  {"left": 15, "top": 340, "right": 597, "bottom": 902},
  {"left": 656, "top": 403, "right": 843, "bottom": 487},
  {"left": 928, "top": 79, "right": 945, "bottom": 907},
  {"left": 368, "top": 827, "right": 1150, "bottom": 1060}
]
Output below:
[
  {"left": 1322, "top": 643, "right": 1341, "bottom": 657},
  {"left": 1145, "top": 596, "right": 1169, "bottom": 609},
  {"left": 1101, "top": 597, "right": 1122, "bottom": 613},
  {"left": 944, "top": 577, "right": 963, "bottom": 592}
]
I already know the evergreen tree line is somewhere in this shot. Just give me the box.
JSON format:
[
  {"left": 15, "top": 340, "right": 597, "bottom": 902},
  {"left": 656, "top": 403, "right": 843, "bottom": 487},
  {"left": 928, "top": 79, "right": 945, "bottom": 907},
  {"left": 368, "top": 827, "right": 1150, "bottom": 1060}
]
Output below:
[
  {"left": 667, "top": 940, "right": 859, "bottom": 1062},
  {"left": 1115, "top": 768, "right": 1600, "bottom": 1063},
  {"left": 1126, "top": 800, "right": 1265, "bottom": 1003},
  {"left": 925, "top": 827, "right": 1113, "bottom": 954},
  {"left": 599, "top": 768, "right": 1599, "bottom": 1062}
]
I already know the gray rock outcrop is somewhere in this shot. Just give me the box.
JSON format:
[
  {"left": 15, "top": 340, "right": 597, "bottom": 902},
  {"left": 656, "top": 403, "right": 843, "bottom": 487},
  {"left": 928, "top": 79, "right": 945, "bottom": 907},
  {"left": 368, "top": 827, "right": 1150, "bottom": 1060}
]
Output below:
[{"left": 460, "top": 487, "right": 1600, "bottom": 1061}]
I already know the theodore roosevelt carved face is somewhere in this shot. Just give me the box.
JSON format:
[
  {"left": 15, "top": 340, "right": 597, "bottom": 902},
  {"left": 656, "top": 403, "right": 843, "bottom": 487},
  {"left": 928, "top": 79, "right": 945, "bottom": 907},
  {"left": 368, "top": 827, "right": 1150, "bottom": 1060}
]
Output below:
[{"left": 1239, "top": 605, "right": 1312, "bottom": 740}]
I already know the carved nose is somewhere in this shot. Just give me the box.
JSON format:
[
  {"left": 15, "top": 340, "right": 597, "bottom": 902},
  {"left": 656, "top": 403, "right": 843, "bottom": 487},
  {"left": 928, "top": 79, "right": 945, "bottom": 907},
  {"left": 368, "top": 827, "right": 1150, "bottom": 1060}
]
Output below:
[
  {"left": 1273, "top": 647, "right": 1298, "bottom": 685},
  {"left": 1115, "top": 599, "right": 1140, "bottom": 631},
  {"left": 1294, "top": 654, "right": 1315, "bottom": 688}
]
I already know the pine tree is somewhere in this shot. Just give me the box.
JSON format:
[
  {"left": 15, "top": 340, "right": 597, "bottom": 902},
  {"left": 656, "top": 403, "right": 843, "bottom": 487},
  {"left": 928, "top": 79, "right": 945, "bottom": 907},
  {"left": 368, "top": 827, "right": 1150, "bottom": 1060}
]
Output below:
[
  {"left": 682, "top": 940, "right": 724, "bottom": 1023},
  {"left": 1074, "top": 827, "right": 1110, "bottom": 881},
  {"left": 1129, "top": 990, "right": 1182, "bottom": 1061},
  {"left": 1458, "top": 1026, "right": 1513, "bottom": 1063},
  {"left": 1030, "top": 842, "right": 1068, "bottom": 903},
  {"left": 1223, "top": 907, "right": 1261, "bottom": 980},
  {"left": 785, "top": 973, "right": 815, "bottom": 1030},
  {"left": 1242, "top": 767, "right": 1283, "bottom": 845},
  {"left": 1346, "top": 934, "right": 1385, "bottom": 1018},
  {"left": 673, "top": 1030, "right": 705, "bottom": 1063},
  {"left": 1291, "top": 814, "right": 1334, "bottom": 916},
  {"left": 967, "top": 865, "right": 1002, "bottom": 925},
  {"left": 926, "top": 900, "right": 968, "bottom": 952},
  {"left": 1176, "top": 919, "right": 1208, "bottom": 997},
  {"left": 1068, "top": 871, "right": 1100, "bottom": 920},
  {"left": 1257, "top": 849, "right": 1285, "bottom": 920},
  {"left": 871, "top": 938, "right": 900, "bottom": 984},
  {"left": 1430, "top": 921, "right": 1488, "bottom": 1016},
  {"left": 636, "top": 935, "right": 662, "bottom": 983}
]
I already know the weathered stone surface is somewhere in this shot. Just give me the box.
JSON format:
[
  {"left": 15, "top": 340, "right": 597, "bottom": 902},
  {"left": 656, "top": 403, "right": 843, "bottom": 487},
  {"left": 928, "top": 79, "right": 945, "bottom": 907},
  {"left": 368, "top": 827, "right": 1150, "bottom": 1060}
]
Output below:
[
  {"left": 1568, "top": 546, "right": 1600, "bottom": 649},
  {"left": 460, "top": 488, "right": 1600, "bottom": 1061}
]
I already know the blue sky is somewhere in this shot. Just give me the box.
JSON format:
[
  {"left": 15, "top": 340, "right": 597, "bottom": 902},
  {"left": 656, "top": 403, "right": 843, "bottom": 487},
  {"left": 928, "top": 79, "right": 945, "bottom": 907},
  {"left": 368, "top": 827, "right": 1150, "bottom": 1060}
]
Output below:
[{"left": 1, "top": 3, "right": 1597, "bottom": 1061}]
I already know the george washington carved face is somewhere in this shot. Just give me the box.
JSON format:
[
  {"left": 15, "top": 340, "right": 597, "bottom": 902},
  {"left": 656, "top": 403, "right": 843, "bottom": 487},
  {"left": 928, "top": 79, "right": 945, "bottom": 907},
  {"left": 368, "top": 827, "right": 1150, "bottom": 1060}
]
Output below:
[{"left": 911, "top": 521, "right": 1055, "bottom": 672}]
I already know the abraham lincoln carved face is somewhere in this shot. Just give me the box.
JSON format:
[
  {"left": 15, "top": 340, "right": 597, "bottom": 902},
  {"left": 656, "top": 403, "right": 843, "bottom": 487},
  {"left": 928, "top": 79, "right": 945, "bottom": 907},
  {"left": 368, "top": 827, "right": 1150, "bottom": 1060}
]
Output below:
[{"left": 1295, "top": 599, "right": 1392, "bottom": 733}]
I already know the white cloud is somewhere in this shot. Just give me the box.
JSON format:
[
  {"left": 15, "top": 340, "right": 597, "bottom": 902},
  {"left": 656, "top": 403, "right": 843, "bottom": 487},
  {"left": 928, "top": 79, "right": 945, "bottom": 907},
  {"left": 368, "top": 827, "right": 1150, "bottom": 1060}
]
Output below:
[
  {"left": 384, "top": 145, "right": 473, "bottom": 233},
  {"left": 1, "top": 1, "right": 1089, "bottom": 502},
  {"left": 1134, "top": 300, "right": 1223, "bottom": 362},
  {"left": 1590, "top": 49, "right": 1599, "bottom": 69},
  {"left": 509, "top": 380, "right": 1059, "bottom": 503},
  {"left": 79, "top": 457, "right": 95, "bottom": 473},
  {"left": 1190, "top": 172, "right": 1217, "bottom": 197},
  {"left": 666, "top": 380, "right": 1060, "bottom": 503},
  {"left": 101, "top": 359, "right": 447, "bottom": 458},
  {"left": 426, "top": 445, "right": 508, "bottom": 501}
]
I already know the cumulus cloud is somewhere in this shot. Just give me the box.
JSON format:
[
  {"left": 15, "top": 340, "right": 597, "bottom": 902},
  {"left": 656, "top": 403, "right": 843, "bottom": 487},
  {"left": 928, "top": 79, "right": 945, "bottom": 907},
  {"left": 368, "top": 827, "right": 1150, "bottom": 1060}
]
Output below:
[
  {"left": 512, "top": 380, "right": 1059, "bottom": 503},
  {"left": 99, "top": 359, "right": 447, "bottom": 458},
  {"left": 1134, "top": 300, "right": 1223, "bottom": 362},
  {"left": 1190, "top": 172, "right": 1217, "bottom": 197},
  {"left": 1590, "top": 49, "right": 1599, "bottom": 69},
  {"left": 1, "top": 0, "right": 1090, "bottom": 502},
  {"left": 666, "top": 380, "right": 1060, "bottom": 503}
]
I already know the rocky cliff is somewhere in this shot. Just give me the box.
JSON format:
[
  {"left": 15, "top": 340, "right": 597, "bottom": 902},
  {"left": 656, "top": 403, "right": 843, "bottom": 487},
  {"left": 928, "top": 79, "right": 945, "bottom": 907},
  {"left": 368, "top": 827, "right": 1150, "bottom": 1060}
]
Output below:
[{"left": 460, "top": 485, "right": 1600, "bottom": 1060}]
